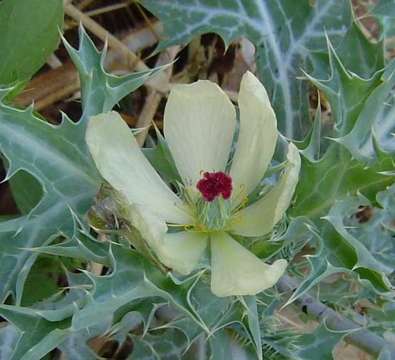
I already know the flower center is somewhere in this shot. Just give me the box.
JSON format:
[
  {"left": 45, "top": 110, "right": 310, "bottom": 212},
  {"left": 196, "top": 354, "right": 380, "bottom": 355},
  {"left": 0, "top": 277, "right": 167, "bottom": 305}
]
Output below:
[
  {"left": 196, "top": 171, "right": 232, "bottom": 202},
  {"left": 191, "top": 171, "right": 233, "bottom": 232}
]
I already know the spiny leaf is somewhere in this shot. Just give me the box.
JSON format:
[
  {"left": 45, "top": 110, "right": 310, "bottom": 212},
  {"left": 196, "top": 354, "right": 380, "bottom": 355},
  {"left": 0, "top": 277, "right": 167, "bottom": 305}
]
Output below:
[
  {"left": 299, "top": 103, "right": 323, "bottom": 162},
  {"left": 293, "top": 323, "right": 346, "bottom": 360},
  {"left": 284, "top": 225, "right": 349, "bottom": 306},
  {"left": 370, "top": 0, "right": 395, "bottom": 41},
  {"left": 0, "top": 108, "right": 98, "bottom": 304},
  {"left": 329, "top": 20, "right": 384, "bottom": 78},
  {"left": 348, "top": 59, "right": 395, "bottom": 158},
  {"left": 0, "top": 325, "right": 20, "bottom": 360},
  {"left": 63, "top": 25, "right": 161, "bottom": 123},
  {"left": 9, "top": 170, "right": 42, "bottom": 214},
  {"left": 292, "top": 41, "right": 395, "bottom": 219},
  {"left": 32, "top": 229, "right": 111, "bottom": 266},
  {"left": 0, "top": 27, "right": 159, "bottom": 304},
  {"left": 291, "top": 144, "right": 394, "bottom": 219},
  {"left": 141, "top": 0, "right": 353, "bottom": 139},
  {"left": 143, "top": 128, "right": 181, "bottom": 185},
  {"left": 335, "top": 73, "right": 395, "bottom": 162},
  {"left": 289, "top": 32, "right": 395, "bottom": 296},
  {"left": 70, "top": 245, "right": 204, "bottom": 332},
  {"left": 326, "top": 183, "right": 395, "bottom": 284},
  {"left": 379, "top": 346, "right": 395, "bottom": 360},
  {"left": 301, "top": 33, "right": 393, "bottom": 167},
  {"left": 131, "top": 328, "right": 189, "bottom": 360},
  {"left": 289, "top": 184, "right": 395, "bottom": 304},
  {"left": 167, "top": 275, "right": 234, "bottom": 342},
  {"left": 59, "top": 319, "right": 111, "bottom": 360},
  {"left": 208, "top": 328, "right": 257, "bottom": 359},
  {"left": 0, "top": 305, "right": 70, "bottom": 360},
  {"left": 305, "top": 38, "right": 382, "bottom": 138},
  {"left": 241, "top": 296, "right": 262, "bottom": 360},
  {"left": 21, "top": 256, "right": 64, "bottom": 307}
]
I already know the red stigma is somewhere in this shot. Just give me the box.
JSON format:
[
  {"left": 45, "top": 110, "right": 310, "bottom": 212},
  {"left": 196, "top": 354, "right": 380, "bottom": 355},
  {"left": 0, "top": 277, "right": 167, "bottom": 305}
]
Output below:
[{"left": 196, "top": 171, "right": 232, "bottom": 202}]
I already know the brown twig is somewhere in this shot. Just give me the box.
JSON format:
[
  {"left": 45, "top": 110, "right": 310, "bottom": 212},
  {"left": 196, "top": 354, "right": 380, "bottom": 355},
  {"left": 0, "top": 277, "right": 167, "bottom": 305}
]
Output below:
[
  {"left": 135, "top": 1, "right": 161, "bottom": 41},
  {"left": 77, "top": 0, "right": 97, "bottom": 10},
  {"left": 14, "top": 62, "right": 79, "bottom": 110},
  {"left": 135, "top": 46, "right": 180, "bottom": 146},
  {"left": 84, "top": 3, "right": 129, "bottom": 17}
]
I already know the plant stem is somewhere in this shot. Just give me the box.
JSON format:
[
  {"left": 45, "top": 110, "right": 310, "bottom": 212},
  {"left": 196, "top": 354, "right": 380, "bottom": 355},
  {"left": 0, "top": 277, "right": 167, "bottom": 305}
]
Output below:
[{"left": 278, "top": 275, "right": 395, "bottom": 357}]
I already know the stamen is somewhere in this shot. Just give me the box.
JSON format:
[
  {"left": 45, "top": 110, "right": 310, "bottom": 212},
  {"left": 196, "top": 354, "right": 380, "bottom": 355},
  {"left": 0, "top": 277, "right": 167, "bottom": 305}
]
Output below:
[{"left": 196, "top": 171, "right": 232, "bottom": 202}]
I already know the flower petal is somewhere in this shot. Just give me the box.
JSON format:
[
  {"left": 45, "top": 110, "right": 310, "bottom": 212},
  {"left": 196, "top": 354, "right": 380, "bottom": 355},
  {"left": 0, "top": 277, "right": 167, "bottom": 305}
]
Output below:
[
  {"left": 230, "top": 143, "right": 301, "bottom": 237},
  {"left": 86, "top": 111, "right": 191, "bottom": 224},
  {"left": 164, "top": 81, "right": 236, "bottom": 186},
  {"left": 126, "top": 204, "right": 207, "bottom": 275},
  {"left": 230, "top": 72, "right": 277, "bottom": 204},
  {"left": 159, "top": 231, "right": 208, "bottom": 275},
  {"left": 210, "top": 232, "right": 287, "bottom": 297},
  {"left": 125, "top": 203, "right": 168, "bottom": 253}
]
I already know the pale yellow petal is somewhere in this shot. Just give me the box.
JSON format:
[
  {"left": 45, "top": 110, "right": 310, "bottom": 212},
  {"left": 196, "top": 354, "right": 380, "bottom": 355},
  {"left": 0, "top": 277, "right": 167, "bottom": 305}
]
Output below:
[
  {"left": 210, "top": 232, "right": 287, "bottom": 297},
  {"left": 230, "top": 143, "right": 301, "bottom": 237},
  {"left": 126, "top": 203, "right": 168, "bottom": 253},
  {"left": 159, "top": 231, "right": 208, "bottom": 275},
  {"left": 230, "top": 71, "right": 277, "bottom": 204},
  {"left": 86, "top": 111, "right": 191, "bottom": 224},
  {"left": 164, "top": 81, "right": 236, "bottom": 186},
  {"left": 126, "top": 204, "right": 206, "bottom": 275}
]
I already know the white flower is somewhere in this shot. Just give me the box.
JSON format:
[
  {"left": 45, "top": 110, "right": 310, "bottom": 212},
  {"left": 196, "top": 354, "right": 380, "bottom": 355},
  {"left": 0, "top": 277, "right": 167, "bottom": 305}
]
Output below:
[{"left": 86, "top": 71, "right": 300, "bottom": 297}]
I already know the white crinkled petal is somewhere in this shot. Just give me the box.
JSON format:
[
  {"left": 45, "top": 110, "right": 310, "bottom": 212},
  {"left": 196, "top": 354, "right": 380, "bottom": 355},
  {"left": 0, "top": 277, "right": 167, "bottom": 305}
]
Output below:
[
  {"left": 230, "top": 143, "right": 301, "bottom": 237},
  {"left": 164, "top": 81, "right": 236, "bottom": 187},
  {"left": 230, "top": 71, "right": 277, "bottom": 205},
  {"left": 86, "top": 111, "right": 191, "bottom": 224},
  {"left": 127, "top": 204, "right": 206, "bottom": 275},
  {"left": 210, "top": 232, "right": 287, "bottom": 297}
]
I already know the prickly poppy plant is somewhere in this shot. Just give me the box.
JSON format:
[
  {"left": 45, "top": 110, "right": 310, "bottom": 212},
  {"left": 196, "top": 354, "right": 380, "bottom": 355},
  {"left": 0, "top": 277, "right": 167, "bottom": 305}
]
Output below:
[
  {"left": 1, "top": 1, "right": 395, "bottom": 359},
  {"left": 86, "top": 72, "right": 300, "bottom": 297}
]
